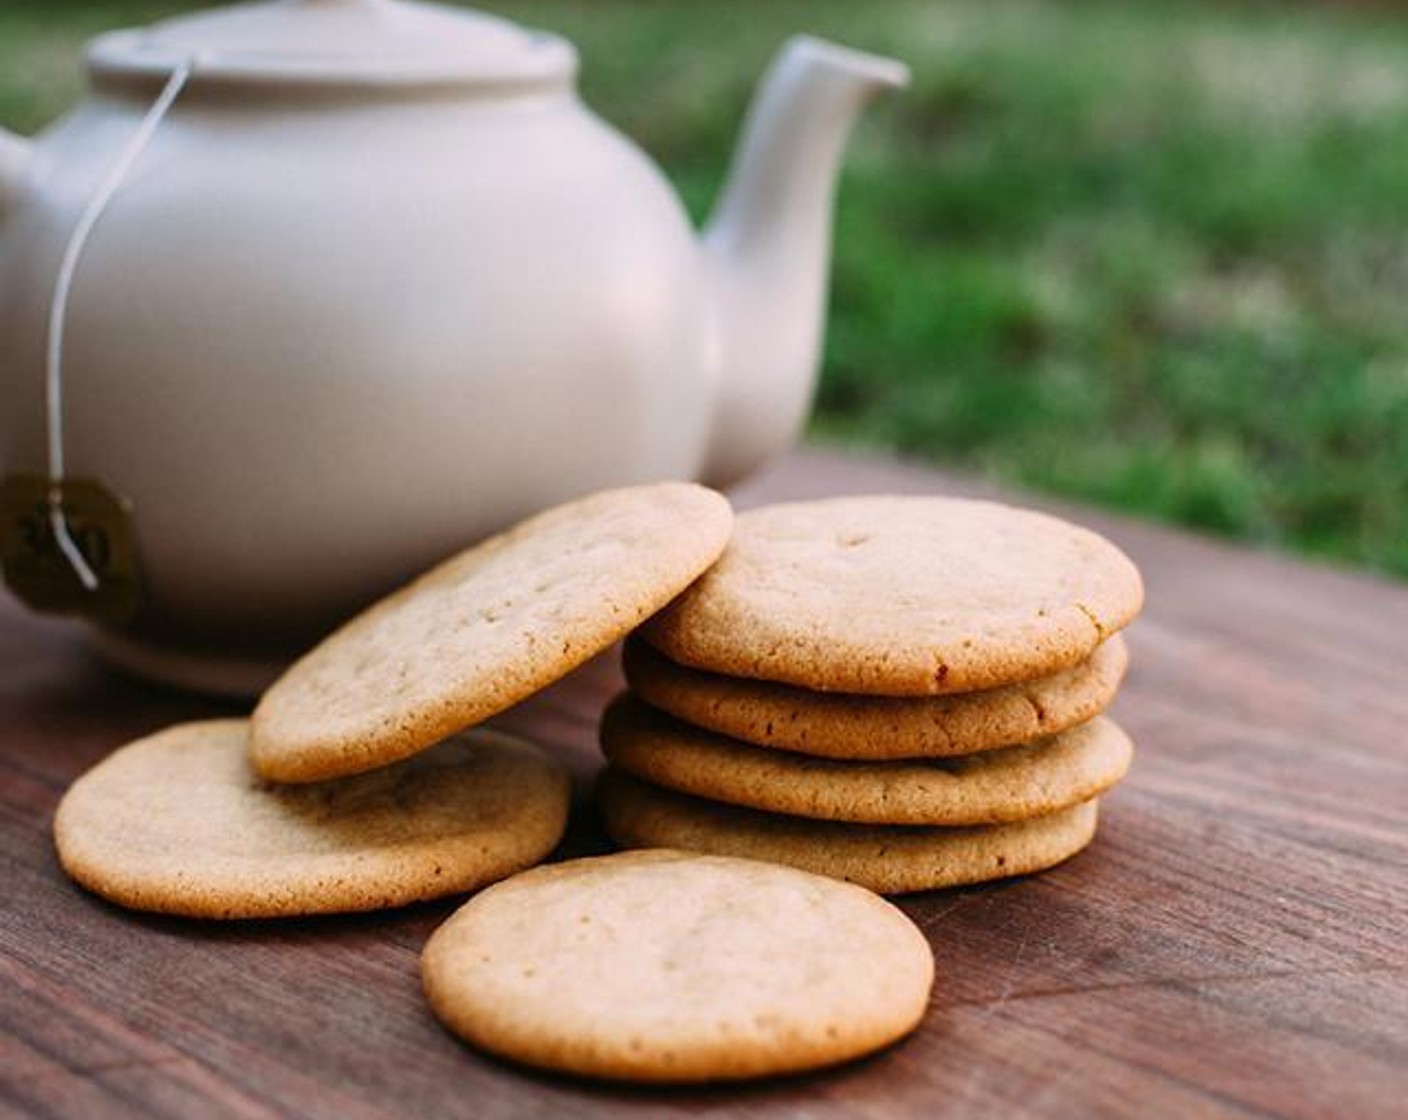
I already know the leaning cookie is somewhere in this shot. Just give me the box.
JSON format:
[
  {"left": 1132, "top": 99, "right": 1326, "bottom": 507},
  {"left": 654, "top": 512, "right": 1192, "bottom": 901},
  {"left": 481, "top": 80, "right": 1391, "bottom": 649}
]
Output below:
[
  {"left": 640, "top": 495, "right": 1143, "bottom": 695},
  {"left": 422, "top": 850, "right": 934, "bottom": 1082},
  {"left": 622, "top": 635, "right": 1128, "bottom": 759},
  {"left": 597, "top": 769, "right": 1100, "bottom": 894},
  {"left": 251, "top": 483, "right": 732, "bottom": 783},
  {"left": 601, "top": 695, "right": 1133, "bottom": 825},
  {"left": 54, "top": 720, "right": 570, "bottom": 919}
]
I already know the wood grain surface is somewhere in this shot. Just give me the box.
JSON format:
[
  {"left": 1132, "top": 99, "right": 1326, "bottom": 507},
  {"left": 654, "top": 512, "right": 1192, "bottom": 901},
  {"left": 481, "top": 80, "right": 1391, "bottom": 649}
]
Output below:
[{"left": 2, "top": 448, "right": 1405, "bottom": 1120}]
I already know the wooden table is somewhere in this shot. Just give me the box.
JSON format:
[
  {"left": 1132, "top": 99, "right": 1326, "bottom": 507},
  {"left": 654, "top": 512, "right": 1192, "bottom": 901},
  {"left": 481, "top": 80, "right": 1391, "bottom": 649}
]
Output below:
[{"left": 3, "top": 448, "right": 1406, "bottom": 1120}]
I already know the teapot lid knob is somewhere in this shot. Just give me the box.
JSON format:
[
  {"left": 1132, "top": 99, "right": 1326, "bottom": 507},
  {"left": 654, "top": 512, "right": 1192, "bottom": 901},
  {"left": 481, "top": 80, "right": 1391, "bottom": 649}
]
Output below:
[{"left": 86, "top": 0, "right": 576, "bottom": 90}]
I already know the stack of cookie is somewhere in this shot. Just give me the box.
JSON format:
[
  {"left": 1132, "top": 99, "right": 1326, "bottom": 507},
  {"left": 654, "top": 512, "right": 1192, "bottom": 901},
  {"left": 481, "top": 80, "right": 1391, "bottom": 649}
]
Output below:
[{"left": 598, "top": 495, "right": 1144, "bottom": 894}]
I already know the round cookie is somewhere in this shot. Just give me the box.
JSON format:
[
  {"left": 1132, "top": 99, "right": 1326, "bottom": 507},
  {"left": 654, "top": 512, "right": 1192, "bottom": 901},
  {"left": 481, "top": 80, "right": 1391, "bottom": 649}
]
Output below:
[
  {"left": 421, "top": 850, "right": 933, "bottom": 1082},
  {"left": 601, "top": 696, "right": 1132, "bottom": 825},
  {"left": 638, "top": 496, "right": 1143, "bottom": 696},
  {"left": 251, "top": 483, "right": 732, "bottom": 782},
  {"left": 622, "top": 634, "right": 1128, "bottom": 758},
  {"left": 597, "top": 770, "right": 1100, "bottom": 894},
  {"left": 55, "top": 719, "right": 570, "bottom": 919}
]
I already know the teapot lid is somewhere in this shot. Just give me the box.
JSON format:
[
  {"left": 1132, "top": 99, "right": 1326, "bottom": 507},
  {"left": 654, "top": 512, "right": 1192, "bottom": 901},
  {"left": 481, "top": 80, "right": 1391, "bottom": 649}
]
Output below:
[{"left": 87, "top": 0, "right": 575, "bottom": 89}]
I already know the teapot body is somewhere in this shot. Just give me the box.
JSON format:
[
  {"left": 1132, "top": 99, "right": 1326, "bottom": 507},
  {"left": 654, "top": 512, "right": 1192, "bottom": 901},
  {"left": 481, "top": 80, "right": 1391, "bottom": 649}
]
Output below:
[{"left": 0, "top": 80, "right": 716, "bottom": 672}]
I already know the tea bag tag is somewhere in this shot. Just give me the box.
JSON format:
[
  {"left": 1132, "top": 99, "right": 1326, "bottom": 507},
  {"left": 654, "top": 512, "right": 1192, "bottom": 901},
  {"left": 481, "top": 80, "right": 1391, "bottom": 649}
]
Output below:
[{"left": 1, "top": 474, "right": 141, "bottom": 624}]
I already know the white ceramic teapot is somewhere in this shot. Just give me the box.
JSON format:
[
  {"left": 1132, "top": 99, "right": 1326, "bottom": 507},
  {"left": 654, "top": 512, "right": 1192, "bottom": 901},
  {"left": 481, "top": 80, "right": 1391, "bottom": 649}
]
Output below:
[{"left": 0, "top": 0, "right": 906, "bottom": 694}]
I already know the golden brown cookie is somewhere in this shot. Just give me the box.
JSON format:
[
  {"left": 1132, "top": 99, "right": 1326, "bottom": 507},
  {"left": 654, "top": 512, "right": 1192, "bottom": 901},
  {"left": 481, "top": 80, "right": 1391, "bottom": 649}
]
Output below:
[
  {"left": 54, "top": 719, "right": 570, "bottom": 919},
  {"left": 639, "top": 496, "right": 1142, "bottom": 696},
  {"left": 251, "top": 483, "right": 732, "bottom": 782},
  {"left": 600, "top": 695, "right": 1132, "bottom": 825},
  {"left": 622, "top": 634, "right": 1128, "bottom": 758},
  {"left": 421, "top": 850, "right": 933, "bottom": 1082},
  {"left": 598, "top": 769, "right": 1100, "bottom": 894}
]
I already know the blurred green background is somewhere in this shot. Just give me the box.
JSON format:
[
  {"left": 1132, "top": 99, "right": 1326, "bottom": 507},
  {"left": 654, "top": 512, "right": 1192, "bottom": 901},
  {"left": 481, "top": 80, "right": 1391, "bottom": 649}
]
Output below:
[{"left": 4, "top": 0, "right": 1407, "bottom": 576}]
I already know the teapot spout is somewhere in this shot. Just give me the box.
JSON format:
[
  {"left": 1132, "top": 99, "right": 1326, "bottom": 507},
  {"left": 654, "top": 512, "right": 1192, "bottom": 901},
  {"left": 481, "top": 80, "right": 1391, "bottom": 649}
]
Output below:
[
  {"left": 700, "top": 36, "right": 907, "bottom": 488},
  {"left": 0, "top": 127, "right": 32, "bottom": 218}
]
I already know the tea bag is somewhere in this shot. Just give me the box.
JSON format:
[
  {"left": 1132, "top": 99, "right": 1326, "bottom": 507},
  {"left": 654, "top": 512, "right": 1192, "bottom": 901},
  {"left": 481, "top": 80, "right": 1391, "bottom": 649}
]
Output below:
[{"left": 1, "top": 60, "right": 195, "bottom": 624}]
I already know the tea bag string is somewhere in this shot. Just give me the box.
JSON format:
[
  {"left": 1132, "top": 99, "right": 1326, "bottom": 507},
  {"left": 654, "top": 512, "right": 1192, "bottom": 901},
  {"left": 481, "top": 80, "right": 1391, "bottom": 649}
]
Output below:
[{"left": 45, "top": 57, "right": 198, "bottom": 591}]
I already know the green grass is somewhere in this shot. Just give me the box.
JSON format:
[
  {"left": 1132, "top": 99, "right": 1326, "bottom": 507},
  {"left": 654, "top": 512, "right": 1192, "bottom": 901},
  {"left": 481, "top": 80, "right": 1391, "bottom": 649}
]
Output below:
[{"left": 4, "top": 0, "right": 1408, "bottom": 576}]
